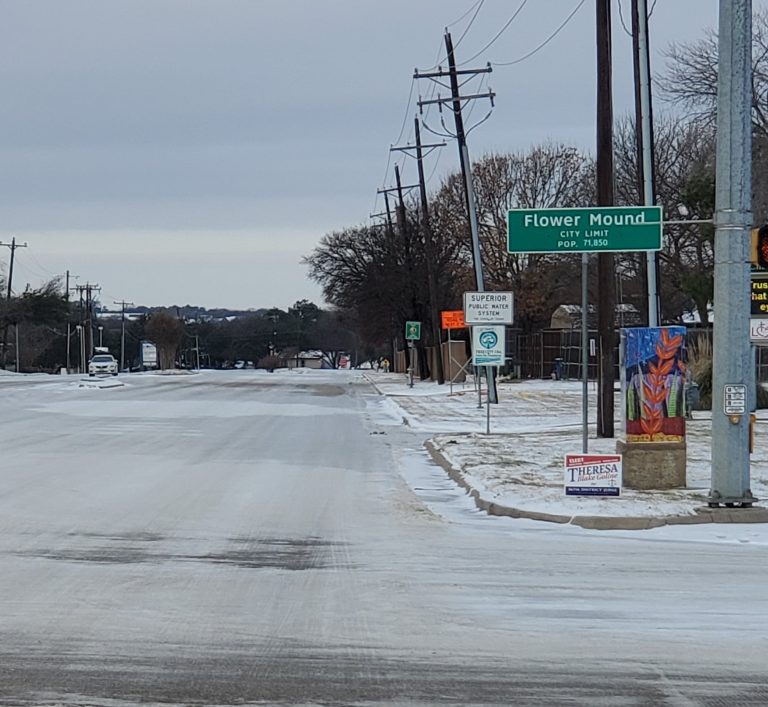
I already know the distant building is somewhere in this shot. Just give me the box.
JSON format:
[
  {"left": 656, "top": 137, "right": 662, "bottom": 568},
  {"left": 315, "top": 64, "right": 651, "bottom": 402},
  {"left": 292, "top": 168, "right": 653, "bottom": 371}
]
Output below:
[
  {"left": 549, "top": 303, "right": 643, "bottom": 329},
  {"left": 284, "top": 350, "right": 327, "bottom": 370}
]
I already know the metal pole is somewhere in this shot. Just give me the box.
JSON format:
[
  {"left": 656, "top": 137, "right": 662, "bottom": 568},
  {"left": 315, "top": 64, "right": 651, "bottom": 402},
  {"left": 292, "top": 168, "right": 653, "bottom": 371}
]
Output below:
[
  {"left": 477, "top": 368, "right": 482, "bottom": 408},
  {"left": 448, "top": 327, "right": 454, "bottom": 395},
  {"left": 582, "top": 253, "right": 589, "bottom": 453},
  {"left": 486, "top": 384, "right": 491, "bottom": 435},
  {"left": 196, "top": 335, "right": 200, "bottom": 370},
  {"left": 710, "top": 0, "right": 754, "bottom": 506},
  {"left": 14, "top": 324, "right": 19, "bottom": 373},
  {"left": 66, "top": 323, "right": 71, "bottom": 373},
  {"left": 636, "top": 0, "right": 659, "bottom": 327},
  {"left": 65, "top": 270, "right": 70, "bottom": 373},
  {"left": 408, "top": 342, "right": 414, "bottom": 388}
]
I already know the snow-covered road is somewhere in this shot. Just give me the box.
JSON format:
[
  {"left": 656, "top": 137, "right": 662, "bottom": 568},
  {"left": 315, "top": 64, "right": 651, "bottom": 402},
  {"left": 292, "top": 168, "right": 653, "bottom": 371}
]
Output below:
[{"left": 0, "top": 370, "right": 766, "bottom": 705}]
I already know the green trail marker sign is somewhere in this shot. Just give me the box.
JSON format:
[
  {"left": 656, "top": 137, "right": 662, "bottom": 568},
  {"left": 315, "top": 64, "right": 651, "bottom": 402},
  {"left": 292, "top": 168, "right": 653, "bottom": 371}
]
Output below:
[
  {"left": 405, "top": 321, "right": 421, "bottom": 341},
  {"left": 507, "top": 205, "right": 663, "bottom": 253}
]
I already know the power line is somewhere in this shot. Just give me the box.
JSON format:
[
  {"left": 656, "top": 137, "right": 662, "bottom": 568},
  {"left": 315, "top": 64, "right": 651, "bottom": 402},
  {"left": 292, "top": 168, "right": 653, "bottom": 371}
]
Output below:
[
  {"left": 393, "top": 76, "right": 416, "bottom": 146},
  {"left": 446, "top": 0, "right": 484, "bottom": 28},
  {"left": 492, "top": 0, "right": 587, "bottom": 67},
  {"left": 458, "top": 0, "right": 530, "bottom": 66},
  {"left": 453, "top": 0, "right": 485, "bottom": 51},
  {"left": 425, "top": 2, "right": 484, "bottom": 71}
]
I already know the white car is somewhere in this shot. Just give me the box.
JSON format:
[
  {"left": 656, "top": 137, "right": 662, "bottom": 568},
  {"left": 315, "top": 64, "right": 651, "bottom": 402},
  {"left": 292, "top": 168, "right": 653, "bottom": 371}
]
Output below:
[{"left": 88, "top": 354, "right": 119, "bottom": 377}]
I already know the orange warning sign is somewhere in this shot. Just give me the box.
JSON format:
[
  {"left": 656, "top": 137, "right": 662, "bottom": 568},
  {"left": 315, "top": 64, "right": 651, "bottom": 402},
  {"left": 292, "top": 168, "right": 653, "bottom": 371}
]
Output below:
[{"left": 441, "top": 310, "right": 466, "bottom": 329}]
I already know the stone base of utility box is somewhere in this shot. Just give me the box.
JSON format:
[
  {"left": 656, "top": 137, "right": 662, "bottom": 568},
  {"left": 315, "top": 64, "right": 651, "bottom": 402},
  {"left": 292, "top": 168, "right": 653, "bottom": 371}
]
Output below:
[{"left": 616, "top": 439, "right": 687, "bottom": 490}]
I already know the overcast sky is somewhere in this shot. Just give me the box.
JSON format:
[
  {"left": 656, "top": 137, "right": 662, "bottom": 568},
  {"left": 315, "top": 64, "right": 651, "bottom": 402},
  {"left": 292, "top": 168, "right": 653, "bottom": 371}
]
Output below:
[{"left": 0, "top": 0, "right": 764, "bottom": 311}]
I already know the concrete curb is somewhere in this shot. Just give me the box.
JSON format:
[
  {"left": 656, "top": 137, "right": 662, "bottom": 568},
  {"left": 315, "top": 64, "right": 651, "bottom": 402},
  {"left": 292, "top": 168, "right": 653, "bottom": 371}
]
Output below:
[
  {"left": 361, "top": 373, "right": 385, "bottom": 396},
  {"left": 424, "top": 439, "right": 768, "bottom": 531}
]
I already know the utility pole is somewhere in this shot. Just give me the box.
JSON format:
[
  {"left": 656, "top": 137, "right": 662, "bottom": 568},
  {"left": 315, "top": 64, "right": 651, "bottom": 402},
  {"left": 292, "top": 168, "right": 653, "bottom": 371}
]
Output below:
[
  {"left": 114, "top": 299, "right": 134, "bottom": 372},
  {"left": 391, "top": 120, "right": 446, "bottom": 385},
  {"left": 631, "top": 0, "right": 660, "bottom": 327},
  {"left": 0, "top": 237, "right": 28, "bottom": 369},
  {"left": 709, "top": 0, "right": 755, "bottom": 507},
  {"left": 65, "top": 271, "right": 80, "bottom": 373},
  {"left": 74, "top": 283, "right": 100, "bottom": 365},
  {"left": 596, "top": 0, "right": 616, "bottom": 438},
  {"left": 378, "top": 175, "right": 420, "bottom": 376},
  {"left": 415, "top": 30, "right": 498, "bottom": 402},
  {"left": 66, "top": 270, "right": 71, "bottom": 372},
  {"left": 395, "top": 164, "right": 423, "bottom": 381}
]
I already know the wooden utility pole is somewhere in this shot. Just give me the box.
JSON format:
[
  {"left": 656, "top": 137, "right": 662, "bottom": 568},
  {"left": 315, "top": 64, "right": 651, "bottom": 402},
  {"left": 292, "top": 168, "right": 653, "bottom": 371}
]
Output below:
[
  {"left": 391, "top": 120, "right": 446, "bottom": 384},
  {"left": 415, "top": 31, "right": 498, "bottom": 402},
  {"left": 394, "top": 164, "right": 428, "bottom": 380},
  {"left": 378, "top": 174, "right": 420, "bottom": 374},
  {"left": 74, "top": 283, "right": 100, "bottom": 364},
  {"left": 114, "top": 299, "right": 134, "bottom": 372},
  {"left": 596, "top": 0, "right": 616, "bottom": 437},
  {"left": 0, "top": 237, "right": 28, "bottom": 369}
]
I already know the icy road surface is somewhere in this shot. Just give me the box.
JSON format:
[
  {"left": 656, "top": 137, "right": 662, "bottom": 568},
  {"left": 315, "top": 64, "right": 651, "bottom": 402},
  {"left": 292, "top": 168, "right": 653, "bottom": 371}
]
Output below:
[{"left": 0, "top": 369, "right": 766, "bottom": 706}]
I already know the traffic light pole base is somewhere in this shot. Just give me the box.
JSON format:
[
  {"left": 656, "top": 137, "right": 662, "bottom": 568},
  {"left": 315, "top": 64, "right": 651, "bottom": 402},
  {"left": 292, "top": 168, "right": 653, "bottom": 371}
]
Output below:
[{"left": 707, "top": 491, "right": 759, "bottom": 509}]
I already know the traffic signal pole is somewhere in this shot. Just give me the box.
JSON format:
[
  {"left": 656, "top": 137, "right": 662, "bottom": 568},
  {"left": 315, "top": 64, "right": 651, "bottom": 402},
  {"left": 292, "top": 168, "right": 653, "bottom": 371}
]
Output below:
[{"left": 709, "top": 0, "right": 755, "bottom": 507}]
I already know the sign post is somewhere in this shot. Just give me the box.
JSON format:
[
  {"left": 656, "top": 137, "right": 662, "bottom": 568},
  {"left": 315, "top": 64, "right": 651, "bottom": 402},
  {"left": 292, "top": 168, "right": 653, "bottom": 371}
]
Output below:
[
  {"left": 441, "top": 310, "right": 466, "bottom": 395},
  {"left": 405, "top": 321, "right": 421, "bottom": 388},
  {"left": 508, "top": 206, "right": 663, "bottom": 454}
]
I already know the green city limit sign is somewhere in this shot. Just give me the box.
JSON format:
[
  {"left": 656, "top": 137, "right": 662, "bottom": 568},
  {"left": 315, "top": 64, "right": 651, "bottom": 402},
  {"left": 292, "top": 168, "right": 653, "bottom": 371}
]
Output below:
[{"left": 507, "top": 205, "right": 663, "bottom": 254}]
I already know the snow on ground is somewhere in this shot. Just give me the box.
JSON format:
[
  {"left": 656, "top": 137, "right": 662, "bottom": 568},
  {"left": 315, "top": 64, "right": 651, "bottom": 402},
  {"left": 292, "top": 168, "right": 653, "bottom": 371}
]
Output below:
[{"left": 365, "top": 371, "right": 768, "bottom": 521}]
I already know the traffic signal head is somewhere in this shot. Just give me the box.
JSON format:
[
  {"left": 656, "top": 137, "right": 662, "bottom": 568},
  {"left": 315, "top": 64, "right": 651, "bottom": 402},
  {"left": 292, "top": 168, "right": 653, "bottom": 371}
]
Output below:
[{"left": 758, "top": 225, "right": 768, "bottom": 269}]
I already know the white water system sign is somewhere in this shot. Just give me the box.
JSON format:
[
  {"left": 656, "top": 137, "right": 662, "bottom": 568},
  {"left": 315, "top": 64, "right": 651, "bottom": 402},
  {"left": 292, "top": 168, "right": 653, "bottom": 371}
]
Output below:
[
  {"left": 472, "top": 325, "right": 506, "bottom": 367},
  {"left": 463, "top": 291, "right": 514, "bottom": 325}
]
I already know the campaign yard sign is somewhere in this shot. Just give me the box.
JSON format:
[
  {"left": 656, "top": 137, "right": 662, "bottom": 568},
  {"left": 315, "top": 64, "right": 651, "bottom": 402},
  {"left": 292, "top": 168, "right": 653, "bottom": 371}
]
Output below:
[{"left": 564, "top": 454, "right": 622, "bottom": 497}]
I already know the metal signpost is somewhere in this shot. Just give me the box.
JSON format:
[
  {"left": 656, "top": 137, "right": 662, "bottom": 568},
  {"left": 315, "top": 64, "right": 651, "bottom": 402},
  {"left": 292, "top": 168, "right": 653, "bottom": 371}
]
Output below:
[
  {"left": 508, "top": 206, "right": 663, "bottom": 453},
  {"left": 472, "top": 325, "right": 505, "bottom": 434},
  {"left": 441, "top": 310, "right": 467, "bottom": 396},
  {"left": 404, "top": 321, "right": 421, "bottom": 389}
]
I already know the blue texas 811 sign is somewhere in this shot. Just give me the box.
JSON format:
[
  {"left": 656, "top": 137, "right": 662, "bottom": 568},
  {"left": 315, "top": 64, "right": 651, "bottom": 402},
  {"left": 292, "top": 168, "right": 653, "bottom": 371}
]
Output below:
[{"left": 472, "top": 325, "right": 506, "bottom": 366}]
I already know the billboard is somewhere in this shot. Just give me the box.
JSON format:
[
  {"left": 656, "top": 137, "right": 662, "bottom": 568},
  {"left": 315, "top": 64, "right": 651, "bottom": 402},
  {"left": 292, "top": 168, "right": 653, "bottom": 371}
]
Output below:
[{"left": 141, "top": 340, "right": 158, "bottom": 368}]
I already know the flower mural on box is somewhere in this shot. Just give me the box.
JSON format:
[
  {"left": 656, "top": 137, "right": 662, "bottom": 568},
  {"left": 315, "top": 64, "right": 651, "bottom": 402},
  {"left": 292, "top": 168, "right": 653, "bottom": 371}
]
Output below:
[{"left": 624, "top": 326, "right": 686, "bottom": 442}]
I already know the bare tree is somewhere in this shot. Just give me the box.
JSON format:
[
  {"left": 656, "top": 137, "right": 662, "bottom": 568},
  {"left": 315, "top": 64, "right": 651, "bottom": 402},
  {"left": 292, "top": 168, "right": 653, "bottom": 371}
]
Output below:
[
  {"left": 431, "top": 145, "right": 593, "bottom": 332},
  {"left": 614, "top": 115, "right": 716, "bottom": 323},
  {"left": 658, "top": 10, "right": 768, "bottom": 222},
  {"left": 145, "top": 310, "right": 185, "bottom": 370}
]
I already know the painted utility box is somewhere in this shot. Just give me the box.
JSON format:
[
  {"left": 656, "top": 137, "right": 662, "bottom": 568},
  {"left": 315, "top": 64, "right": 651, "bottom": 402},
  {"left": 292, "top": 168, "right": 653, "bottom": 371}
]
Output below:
[
  {"left": 618, "top": 326, "right": 688, "bottom": 490},
  {"left": 622, "top": 326, "right": 687, "bottom": 443}
]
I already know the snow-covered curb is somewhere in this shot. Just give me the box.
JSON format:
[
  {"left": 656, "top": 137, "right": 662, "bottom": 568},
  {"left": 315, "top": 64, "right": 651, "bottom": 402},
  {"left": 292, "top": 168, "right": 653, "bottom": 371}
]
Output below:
[{"left": 425, "top": 434, "right": 768, "bottom": 530}]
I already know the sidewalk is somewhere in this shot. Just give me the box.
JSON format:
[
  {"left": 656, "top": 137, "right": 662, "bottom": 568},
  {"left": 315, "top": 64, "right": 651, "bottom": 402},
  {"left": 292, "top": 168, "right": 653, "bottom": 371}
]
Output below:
[{"left": 365, "top": 372, "right": 768, "bottom": 530}]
